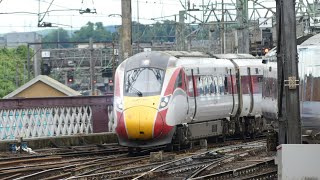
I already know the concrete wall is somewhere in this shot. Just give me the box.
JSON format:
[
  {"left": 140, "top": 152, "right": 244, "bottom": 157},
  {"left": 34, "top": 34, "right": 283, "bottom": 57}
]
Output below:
[
  {"left": 5, "top": 32, "right": 42, "bottom": 48},
  {"left": 15, "top": 82, "right": 67, "bottom": 98},
  {"left": 277, "top": 144, "right": 320, "bottom": 179}
]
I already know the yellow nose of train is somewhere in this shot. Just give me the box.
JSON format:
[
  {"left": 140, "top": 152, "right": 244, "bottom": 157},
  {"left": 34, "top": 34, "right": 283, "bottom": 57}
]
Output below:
[{"left": 123, "top": 96, "right": 161, "bottom": 140}]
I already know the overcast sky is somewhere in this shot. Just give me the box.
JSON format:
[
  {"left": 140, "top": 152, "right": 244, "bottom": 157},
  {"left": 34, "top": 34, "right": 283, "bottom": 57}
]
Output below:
[{"left": 0, "top": 0, "right": 276, "bottom": 34}]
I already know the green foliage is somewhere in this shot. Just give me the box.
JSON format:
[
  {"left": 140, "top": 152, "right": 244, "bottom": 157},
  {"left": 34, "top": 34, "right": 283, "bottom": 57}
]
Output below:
[
  {"left": 41, "top": 21, "right": 180, "bottom": 45},
  {"left": 72, "top": 22, "right": 112, "bottom": 42},
  {"left": 0, "top": 46, "right": 30, "bottom": 98},
  {"left": 42, "top": 28, "right": 71, "bottom": 48},
  {"left": 93, "top": 22, "right": 113, "bottom": 42},
  {"left": 132, "top": 20, "right": 176, "bottom": 42},
  {"left": 41, "top": 20, "right": 215, "bottom": 48}
]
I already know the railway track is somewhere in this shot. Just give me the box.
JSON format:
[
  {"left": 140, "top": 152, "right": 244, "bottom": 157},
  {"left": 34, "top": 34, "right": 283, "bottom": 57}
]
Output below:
[
  {"left": 189, "top": 158, "right": 276, "bottom": 180},
  {"left": 139, "top": 140, "right": 270, "bottom": 180},
  {"left": 0, "top": 139, "right": 275, "bottom": 180},
  {"left": 64, "top": 140, "right": 270, "bottom": 180},
  {"left": 0, "top": 144, "right": 129, "bottom": 180}
]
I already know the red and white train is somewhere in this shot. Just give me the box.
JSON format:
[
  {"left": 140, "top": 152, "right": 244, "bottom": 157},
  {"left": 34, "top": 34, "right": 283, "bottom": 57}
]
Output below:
[{"left": 113, "top": 51, "right": 266, "bottom": 148}]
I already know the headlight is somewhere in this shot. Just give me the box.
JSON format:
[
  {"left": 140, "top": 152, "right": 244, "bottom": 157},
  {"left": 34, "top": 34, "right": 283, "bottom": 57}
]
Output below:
[
  {"left": 115, "top": 97, "right": 123, "bottom": 110},
  {"left": 159, "top": 95, "right": 171, "bottom": 109}
]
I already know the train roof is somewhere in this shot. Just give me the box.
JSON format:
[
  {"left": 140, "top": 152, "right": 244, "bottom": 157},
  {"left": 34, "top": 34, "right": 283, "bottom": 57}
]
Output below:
[
  {"left": 163, "top": 51, "right": 210, "bottom": 58},
  {"left": 208, "top": 53, "right": 256, "bottom": 59},
  {"left": 300, "top": 33, "right": 320, "bottom": 46},
  {"left": 162, "top": 51, "right": 256, "bottom": 59}
]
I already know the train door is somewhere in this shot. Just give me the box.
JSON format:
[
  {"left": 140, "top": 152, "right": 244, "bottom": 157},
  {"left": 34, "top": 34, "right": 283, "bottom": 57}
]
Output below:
[
  {"left": 183, "top": 67, "right": 196, "bottom": 122},
  {"left": 247, "top": 67, "right": 254, "bottom": 114},
  {"left": 229, "top": 68, "right": 237, "bottom": 116}
]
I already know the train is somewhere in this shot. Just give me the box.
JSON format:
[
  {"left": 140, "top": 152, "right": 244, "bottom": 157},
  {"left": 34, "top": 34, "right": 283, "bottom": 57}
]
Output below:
[
  {"left": 113, "top": 51, "right": 267, "bottom": 148},
  {"left": 262, "top": 34, "right": 320, "bottom": 138}
]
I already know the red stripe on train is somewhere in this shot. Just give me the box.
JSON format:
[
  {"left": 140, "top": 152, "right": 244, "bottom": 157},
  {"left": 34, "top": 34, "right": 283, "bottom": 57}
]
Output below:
[
  {"left": 115, "top": 111, "right": 128, "bottom": 139},
  {"left": 164, "top": 68, "right": 181, "bottom": 96},
  {"left": 154, "top": 109, "right": 173, "bottom": 138}
]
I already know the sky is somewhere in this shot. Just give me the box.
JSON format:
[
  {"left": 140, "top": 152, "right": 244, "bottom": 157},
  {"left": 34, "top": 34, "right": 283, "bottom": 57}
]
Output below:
[
  {"left": 0, "top": 0, "right": 276, "bottom": 34},
  {"left": 0, "top": 0, "right": 183, "bottom": 34}
]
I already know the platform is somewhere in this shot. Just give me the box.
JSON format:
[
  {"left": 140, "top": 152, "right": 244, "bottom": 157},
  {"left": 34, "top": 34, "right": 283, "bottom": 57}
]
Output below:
[{"left": 0, "top": 132, "right": 118, "bottom": 152}]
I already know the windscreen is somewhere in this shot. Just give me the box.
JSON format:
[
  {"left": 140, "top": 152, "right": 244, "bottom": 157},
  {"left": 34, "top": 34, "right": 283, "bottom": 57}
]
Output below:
[{"left": 124, "top": 67, "right": 165, "bottom": 97}]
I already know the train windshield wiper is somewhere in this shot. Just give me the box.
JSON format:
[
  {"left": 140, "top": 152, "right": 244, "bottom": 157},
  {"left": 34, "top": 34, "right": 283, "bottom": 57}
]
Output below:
[{"left": 129, "top": 86, "right": 143, "bottom": 97}]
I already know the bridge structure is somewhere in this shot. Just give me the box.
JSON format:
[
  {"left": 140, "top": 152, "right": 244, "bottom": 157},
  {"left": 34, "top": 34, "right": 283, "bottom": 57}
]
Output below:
[{"left": 0, "top": 96, "right": 114, "bottom": 141}]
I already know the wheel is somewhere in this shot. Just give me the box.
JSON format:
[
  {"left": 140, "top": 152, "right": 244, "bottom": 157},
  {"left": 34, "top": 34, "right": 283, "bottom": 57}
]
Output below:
[
  {"left": 165, "top": 143, "right": 174, "bottom": 152},
  {"left": 128, "top": 147, "right": 134, "bottom": 155}
]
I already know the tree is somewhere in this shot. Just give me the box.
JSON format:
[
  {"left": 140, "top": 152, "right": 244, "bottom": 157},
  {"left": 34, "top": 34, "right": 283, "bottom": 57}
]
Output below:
[
  {"left": 0, "top": 46, "right": 30, "bottom": 98},
  {"left": 132, "top": 20, "right": 176, "bottom": 42},
  {"left": 42, "top": 28, "right": 71, "bottom": 48},
  {"left": 72, "top": 22, "right": 112, "bottom": 42},
  {"left": 93, "top": 22, "right": 112, "bottom": 42}
]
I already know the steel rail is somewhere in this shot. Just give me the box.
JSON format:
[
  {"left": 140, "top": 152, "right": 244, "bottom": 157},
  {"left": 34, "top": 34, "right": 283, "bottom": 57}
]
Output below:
[
  {"left": 11, "top": 153, "right": 129, "bottom": 180},
  {"left": 189, "top": 158, "right": 275, "bottom": 180},
  {"left": 238, "top": 169, "right": 277, "bottom": 180},
  {"left": 132, "top": 140, "right": 266, "bottom": 179}
]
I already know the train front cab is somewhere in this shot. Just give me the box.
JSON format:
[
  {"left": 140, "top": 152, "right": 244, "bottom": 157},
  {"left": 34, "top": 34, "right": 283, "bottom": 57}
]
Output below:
[{"left": 115, "top": 66, "right": 174, "bottom": 147}]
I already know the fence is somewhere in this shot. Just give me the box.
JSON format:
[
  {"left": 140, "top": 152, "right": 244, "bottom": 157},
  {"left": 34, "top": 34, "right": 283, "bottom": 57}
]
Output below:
[{"left": 0, "top": 96, "right": 113, "bottom": 140}]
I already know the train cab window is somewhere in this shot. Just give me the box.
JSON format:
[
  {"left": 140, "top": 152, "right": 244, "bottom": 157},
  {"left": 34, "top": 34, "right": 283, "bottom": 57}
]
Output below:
[
  {"left": 255, "top": 68, "right": 259, "bottom": 74},
  {"left": 174, "top": 72, "right": 183, "bottom": 89},
  {"left": 124, "top": 67, "right": 165, "bottom": 96}
]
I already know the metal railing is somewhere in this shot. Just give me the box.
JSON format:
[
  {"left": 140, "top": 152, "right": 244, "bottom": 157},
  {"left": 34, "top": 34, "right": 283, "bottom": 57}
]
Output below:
[{"left": 0, "top": 96, "right": 113, "bottom": 140}]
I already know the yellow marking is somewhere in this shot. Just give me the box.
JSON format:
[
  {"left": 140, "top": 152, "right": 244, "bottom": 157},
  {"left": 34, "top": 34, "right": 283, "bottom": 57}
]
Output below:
[
  {"left": 123, "top": 96, "right": 160, "bottom": 109},
  {"left": 123, "top": 96, "right": 160, "bottom": 140}
]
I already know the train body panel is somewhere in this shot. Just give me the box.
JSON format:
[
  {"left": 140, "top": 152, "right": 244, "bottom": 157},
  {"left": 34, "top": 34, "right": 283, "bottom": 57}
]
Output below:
[
  {"left": 114, "top": 51, "right": 265, "bottom": 147},
  {"left": 299, "top": 46, "right": 320, "bottom": 131},
  {"left": 233, "top": 59, "right": 264, "bottom": 117},
  {"left": 261, "top": 53, "right": 278, "bottom": 120},
  {"left": 178, "top": 58, "right": 236, "bottom": 122},
  {"left": 262, "top": 45, "right": 320, "bottom": 133}
]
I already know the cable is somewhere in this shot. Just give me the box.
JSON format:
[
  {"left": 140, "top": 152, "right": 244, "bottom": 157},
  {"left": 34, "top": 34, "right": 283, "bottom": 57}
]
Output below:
[
  {"left": 36, "top": 0, "right": 73, "bottom": 10},
  {"left": 0, "top": 12, "right": 38, "bottom": 15},
  {"left": 39, "top": 0, "right": 55, "bottom": 23}
]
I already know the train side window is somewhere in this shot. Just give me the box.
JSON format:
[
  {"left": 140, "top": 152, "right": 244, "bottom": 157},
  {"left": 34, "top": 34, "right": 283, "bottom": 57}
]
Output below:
[
  {"left": 219, "top": 76, "right": 224, "bottom": 94},
  {"left": 199, "top": 77, "right": 204, "bottom": 95},
  {"left": 224, "top": 76, "right": 228, "bottom": 94},
  {"left": 188, "top": 77, "right": 194, "bottom": 97},
  {"left": 208, "top": 77, "right": 213, "bottom": 95},
  {"left": 207, "top": 77, "right": 211, "bottom": 95},
  {"left": 209, "top": 76, "right": 214, "bottom": 95},
  {"left": 214, "top": 77, "right": 218, "bottom": 94},
  {"left": 203, "top": 76, "right": 208, "bottom": 95}
]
